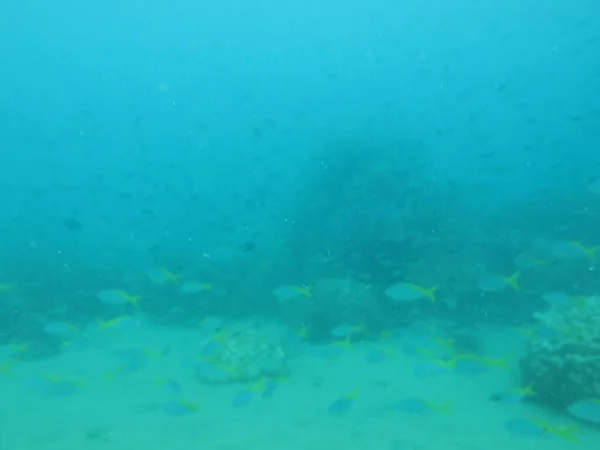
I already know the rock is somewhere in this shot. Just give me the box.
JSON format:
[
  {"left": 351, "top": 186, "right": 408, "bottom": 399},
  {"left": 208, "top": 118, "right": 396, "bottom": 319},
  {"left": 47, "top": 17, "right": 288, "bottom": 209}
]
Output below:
[
  {"left": 520, "top": 296, "right": 600, "bottom": 407},
  {"left": 197, "top": 329, "right": 289, "bottom": 384}
]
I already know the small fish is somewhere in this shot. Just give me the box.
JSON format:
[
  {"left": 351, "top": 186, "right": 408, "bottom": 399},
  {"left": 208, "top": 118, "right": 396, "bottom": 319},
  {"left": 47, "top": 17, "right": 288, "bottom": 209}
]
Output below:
[
  {"left": 262, "top": 379, "right": 281, "bottom": 399},
  {"left": 533, "top": 326, "right": 565, "bottom": 341},
  {"left": 283, "top": 325, "right": 308, "bottom": 349},
  {"left": 328, "top": 391, "right": 359, "bottom": 416},
  {"left": 179, "top": 281, "right": 212, "bottom": 294},
  {"left": 550, "top": 240, "right": 599, "bottom": 259},
  {"left": 366, "top": 348, "right": 394, "bottom": 364},
  {"left": 232, "top": 380, "right": 265, "bottom": 407},
  {"left": 97, "top": 290, "right": 141, "bottom": 308},
  {"left": 513, "top": 252, "right": 550, "bottom": 270},
  {"left": 454, "top": 354, "right": 509, "bottom": 375},
  {"left": 385, "top": 283, "right": 437, "bottom": 302},
  {"left": 272, "top": 285, "right": 311, "bottom": 303},
  {"left": 232, "top": 389, "right": 255, "bottom": 407},
  {"left": 505, "top": 418, "right": 578, "bottom": 442},
  {"left": 161, "top": 399, "right": 200, "bottom": 416},
  {"left": 146, "top": 267, "right": 180, "bottom": 284},
  {"left": 567, "top": 398, "right": 600, "bottom": 424},
  {"left": 111, "top": 349, "right": 149, "bottom": 372},
  {"left": 414, "top": 355, "right": 457, "bottom": 377},
  {"left": 329, "top": 324, "right": 363, "bottom": 339},
  {"left": 42, "top": 321, "right": 78, "bottom": 338},
  {"left": 401, "top": 332, "right": 454, "bottom": 357},
  {"left": 201, "top": 339, "right": 223, "bottom": 357},
  {"left": 541, "top": 292, "right": 573, "bottom": 308},
  {"left": 155, "top": 378, "right": 183, "bottom": 396},
  {"left": 237, "top": 241, "right": 256, "bottom": 252},
  {"left": 199, "top": 316, "right": 223, "bottom": 334},
  {"left": 496, "top": 383, "right": 537, "bottom": 403},
  {"left": 62, "top": 218, "right": 82, "bottom": 231},
  {"left": 478, "top": 271, "right": 520, "bottom": 292},
  {"left": 27, "top": 376, "right": 84, "bottom": 398},
  {"left": 98, "top": 316, "right": 141, "bottom": 330}
]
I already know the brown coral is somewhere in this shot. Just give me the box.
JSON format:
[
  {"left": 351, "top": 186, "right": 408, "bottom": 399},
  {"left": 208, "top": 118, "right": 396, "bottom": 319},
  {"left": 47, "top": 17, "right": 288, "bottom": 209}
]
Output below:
[
  {"left": 520, "top": 296, "right": 600, "bottom": 407},
  {"left": 197, "top": 329, "right": 289, "bottom": 384}
]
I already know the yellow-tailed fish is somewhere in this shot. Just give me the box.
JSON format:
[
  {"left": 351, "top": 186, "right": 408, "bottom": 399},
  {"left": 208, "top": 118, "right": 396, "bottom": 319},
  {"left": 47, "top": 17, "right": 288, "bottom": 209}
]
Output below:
[
  {"left": 551, "top": 240, "right": 600, "bottom": 259},
  {"left": 478, "top": 271, "right": 520, "bottom": 292},
  {"left": 272, "top": 284, "right": 311, "bottom": 303},
  {"left": 97, "top": 289, "right": 141, "bottom": 308},
  {"left": 567, "top": 398, "right": 600, "bottom": 424},
  {"left": 179, "top": 281, "right": 212, "bottom": 294},
  {"left": 328, "top": 390, "right": 359, "bottom": 416},
  {"left": 385, "top": 282, "right": 438, "bottom": 302},
  {"left": 146, "top": 267, "right": 181, "bottom": 284}
]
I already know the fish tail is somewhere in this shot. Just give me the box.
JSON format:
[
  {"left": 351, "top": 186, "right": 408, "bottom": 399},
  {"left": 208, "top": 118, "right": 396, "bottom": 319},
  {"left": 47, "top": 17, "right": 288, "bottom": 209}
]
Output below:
[{"left": 426, "top": 286, "right": 438, "bottom": 302}]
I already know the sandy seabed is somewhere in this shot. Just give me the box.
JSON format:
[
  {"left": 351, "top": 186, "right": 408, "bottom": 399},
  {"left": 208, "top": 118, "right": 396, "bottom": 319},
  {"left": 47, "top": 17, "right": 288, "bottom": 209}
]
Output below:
[{"left": 1, "top": 324, "right": 598, "bottom": 450}]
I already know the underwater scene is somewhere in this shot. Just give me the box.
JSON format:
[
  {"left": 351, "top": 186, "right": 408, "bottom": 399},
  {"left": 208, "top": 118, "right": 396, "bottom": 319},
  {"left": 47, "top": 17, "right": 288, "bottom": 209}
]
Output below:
[{"left": 1, "top": 0, "right": 600, "bottom": 449}]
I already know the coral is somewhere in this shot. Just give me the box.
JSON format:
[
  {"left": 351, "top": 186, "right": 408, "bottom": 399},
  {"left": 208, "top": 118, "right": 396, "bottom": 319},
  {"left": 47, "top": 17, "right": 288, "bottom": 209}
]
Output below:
[
  {"left": 520, "top": 296, "right": 600, "bottom": 407},
  {"left": 197, "top": 328, "right": 289, "bottom": 384}
]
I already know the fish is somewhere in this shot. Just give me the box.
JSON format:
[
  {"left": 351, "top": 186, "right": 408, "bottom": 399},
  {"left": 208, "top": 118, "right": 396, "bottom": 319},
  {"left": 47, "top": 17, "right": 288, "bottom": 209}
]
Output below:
[
  {"left": 385, "top": 283, "right": 438, "bottom": 302},
  {"left": 42, "top": 321, "right": 79, "bottom": 338},
  {"left": 495, "top": 383, "right": 536, "bottom": 403},
  {"left": 329, "top": 324, "right": 363, "bottom": 339},
  {"left": 273, "top": 285, "right": 311, "bottom": 303},
  {"left": 98, "top": 316, "right": 142, "bottom": 330},
  {"left": 146, "top": 267, "right": 180, "bottom": 284},
  {"left": 567, "top": 398, "right": 600, "bottom": 424},
  {"left": 62, "top": 218, "right": 82, "bottom": 231},
  {"left": 513, "top": 251, "right": 550, "bottom": 270},
  {"left": 550, "top": 240, "right": 599, "bottom": 259},
  {"left": 199, "top": 316, "right": 224, "bottom": 334},
  {"left": 541, "top": 291, "right": 573, "bottom": 308},
  {"left": 97, "top": 290, "right": 141, "bottom": 307},
  {"left": 179, "top": 281, "right": 212, "bottom": 294},
  {"left": 414, "top": 355, "right": 457, "bottom": 378},
  {"left": 232, "top": 380, "right": 266, "bottom": 407},
  {"left": 328, "top": 391, "right": 359, "bottom": 416},
  {"left": 366, "top": 348, "right": 394, "bottom": 364},
  {"left": 237, "top": 241, "right": 256, "bottom": 252},
  {"left": 478, "top": 271, "right": 520, "bottom": 292},
  {"left": 453, "top": 354, "right": 509, "bottom": 375},
  {"left": 155, "top": 378, "right": 183, "bottom": 396},
  {"left": 27, "top": 375, "right": 84, "bottom": 398},
  {"left": 505, "top": 418, "right": 577, "bottom": 442},
  {"left": 160, "top": 399, "right": 200, "bottom": 416},
  {"left": 232, "top": 389, "right": 255, "bottom": 407}
]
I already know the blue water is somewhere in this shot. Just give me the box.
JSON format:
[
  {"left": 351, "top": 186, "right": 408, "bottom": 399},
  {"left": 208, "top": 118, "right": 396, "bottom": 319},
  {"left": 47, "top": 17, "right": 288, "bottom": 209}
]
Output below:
[{"left": 1, "top": 0, "right": 599, "bottom": 447}]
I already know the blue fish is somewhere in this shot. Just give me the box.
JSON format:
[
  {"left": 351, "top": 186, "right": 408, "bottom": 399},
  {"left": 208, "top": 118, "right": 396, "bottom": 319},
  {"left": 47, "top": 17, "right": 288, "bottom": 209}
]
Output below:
[
  {"left": 366, "top": 349, "right": 392, "bottom": 364},
  {"left": 262, "top": 380, "right": 279, "bottom": 399},
  {"left": 505, "top": 419, "right": 549, "bottom": 439},
  {"left": 164, "top": 379, "right": 183, "bottom": 396},
  {"left": 161, "top": 400, "right": 199, "bottom": 416},
  {"left": 567, "top": 398, "right": 600, "bottom": 424},
  {"left": 328, "top": 392, "right": 358, "bottom": 416},
  {"left": 232, "top": 389, "right": 255, "bottom": 407}
]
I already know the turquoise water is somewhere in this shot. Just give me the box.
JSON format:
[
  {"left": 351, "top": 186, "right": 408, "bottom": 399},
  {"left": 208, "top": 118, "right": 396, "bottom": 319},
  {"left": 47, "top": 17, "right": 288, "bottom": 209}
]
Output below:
[{"left": 1, "top": 0, "right": 599, "bottom": 449}]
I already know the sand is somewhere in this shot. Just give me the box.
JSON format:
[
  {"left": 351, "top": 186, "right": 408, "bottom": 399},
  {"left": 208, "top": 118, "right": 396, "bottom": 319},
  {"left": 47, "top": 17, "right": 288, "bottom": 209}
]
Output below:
[{"left": 1, "top": 324, "right": 599, "bottom": 450}]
